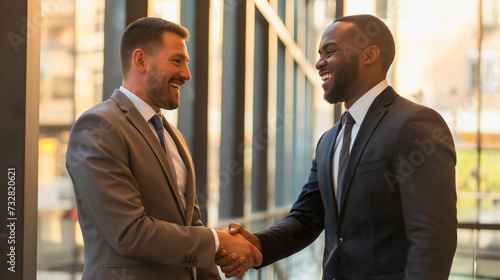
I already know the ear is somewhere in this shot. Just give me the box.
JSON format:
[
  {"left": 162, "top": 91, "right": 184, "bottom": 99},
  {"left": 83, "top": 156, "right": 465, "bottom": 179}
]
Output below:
[
  {"left": 132, "top": 49, "right": 147, "bottom": 73},
  {"left": 363, "top": 45, "right": 380, "bottom": 66}
]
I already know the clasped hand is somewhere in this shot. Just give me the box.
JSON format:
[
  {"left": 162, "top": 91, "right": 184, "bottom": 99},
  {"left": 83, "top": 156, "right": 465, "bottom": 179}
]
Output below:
[{"left": 215, "top": 224, "right": 262, "bottom": 279}]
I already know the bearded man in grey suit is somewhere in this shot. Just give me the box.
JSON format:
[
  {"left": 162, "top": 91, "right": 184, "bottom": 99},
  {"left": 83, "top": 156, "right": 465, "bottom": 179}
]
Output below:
[
  {"left": 66, "top": 17, "right": 261, "bottom": 280},
  {"left": 217, "top": 14, "right": 457, "bottom": 280}
]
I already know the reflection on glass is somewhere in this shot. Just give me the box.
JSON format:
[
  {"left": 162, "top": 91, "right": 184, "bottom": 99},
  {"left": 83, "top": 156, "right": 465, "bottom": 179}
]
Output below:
[
  {"left": 207, "top": 0, "right": 224, "bottom": 227},
  {"left": 148, "top": 0, "right": 180, "bottom": 22},
  {"left": 451, "top": 229, "right": 474, "bottom": 278},
  {"left": 38, "top": 0, "right": 104, "bottom": 278},
  {"left": 477, "top": 230, "right": 500, "bottom": 279}
]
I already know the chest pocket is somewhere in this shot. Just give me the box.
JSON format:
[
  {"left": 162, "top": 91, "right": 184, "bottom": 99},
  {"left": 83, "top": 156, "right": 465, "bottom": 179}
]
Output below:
[{"left": 355, "top": 158, "right": 388, "bottom": 174}]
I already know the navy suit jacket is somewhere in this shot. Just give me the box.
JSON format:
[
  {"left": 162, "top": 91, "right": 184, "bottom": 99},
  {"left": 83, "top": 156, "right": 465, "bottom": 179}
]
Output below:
[{"left": 255, "top": 87, "right": 457, "bottom": 280}]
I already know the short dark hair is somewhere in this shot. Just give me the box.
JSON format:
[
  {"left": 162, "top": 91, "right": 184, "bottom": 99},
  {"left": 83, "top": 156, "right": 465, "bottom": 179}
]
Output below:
[
  {"left": 335, "top": 14, "right": 395, "bottom": 73},
  {"left": 120, "top": 17, "right": 189, "bottom": 77}
]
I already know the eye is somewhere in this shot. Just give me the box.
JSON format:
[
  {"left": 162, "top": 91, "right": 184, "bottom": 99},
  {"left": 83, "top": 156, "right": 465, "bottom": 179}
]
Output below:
[
  {"left": 319, "top": 49, "right": 336, "bottom": 58},
  {"left": 326, "top": 50, "right": 336, "bottom": 57}
]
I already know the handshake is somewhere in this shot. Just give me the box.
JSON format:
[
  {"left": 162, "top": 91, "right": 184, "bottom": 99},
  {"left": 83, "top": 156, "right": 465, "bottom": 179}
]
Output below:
[{"left": 214, "top": 224, "right": 262, "bottom": 279}]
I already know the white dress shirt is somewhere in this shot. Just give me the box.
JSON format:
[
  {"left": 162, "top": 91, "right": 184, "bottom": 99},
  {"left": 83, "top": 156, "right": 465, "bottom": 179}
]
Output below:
[
  {"left": 119, "top": 86, "right": 219, "bottom": 252},
  {"left": 120, "top": 86, "right": 188, "bottom": 203},
  {"left": 333, "top": 80, "right": 389, "bottom": 198}
]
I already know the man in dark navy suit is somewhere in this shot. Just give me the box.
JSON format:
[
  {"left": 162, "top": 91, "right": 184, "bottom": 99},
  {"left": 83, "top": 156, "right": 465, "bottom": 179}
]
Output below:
[{"left": 216, "top": 14, "right": 457, "bottom": 280}]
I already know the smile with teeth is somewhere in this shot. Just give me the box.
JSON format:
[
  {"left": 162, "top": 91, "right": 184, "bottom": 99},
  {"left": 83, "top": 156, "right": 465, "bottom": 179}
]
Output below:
[
  {"left": 321, "top": 73, "right": 333, "bottom": 82},
  {"left": 171, "top": 82, "right": 181, "bottom": 89}
]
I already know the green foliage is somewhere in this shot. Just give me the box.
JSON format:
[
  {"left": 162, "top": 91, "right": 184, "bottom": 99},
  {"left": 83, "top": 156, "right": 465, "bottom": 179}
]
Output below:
[
  {"left": 456, "top": 150, "right": 500, "bottom": 220},
  {"left": 457, "top": 150, "right": 500, "bottom": 193}
]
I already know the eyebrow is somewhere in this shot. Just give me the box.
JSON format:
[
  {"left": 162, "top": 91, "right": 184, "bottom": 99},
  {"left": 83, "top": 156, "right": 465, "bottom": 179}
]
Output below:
[{"left": 171, "top": 53, "right": 190, "bottom": 63}]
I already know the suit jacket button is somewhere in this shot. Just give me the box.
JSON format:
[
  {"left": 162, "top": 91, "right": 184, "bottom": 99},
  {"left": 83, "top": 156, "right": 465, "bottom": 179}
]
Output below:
[{"left": 338, "top": 238, "right": 343, "bottom": 244}]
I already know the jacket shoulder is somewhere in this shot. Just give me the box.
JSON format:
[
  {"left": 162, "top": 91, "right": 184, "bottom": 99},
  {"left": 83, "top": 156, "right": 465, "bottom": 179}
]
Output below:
[
  {"left": 76, "top": 99, "right": 121, "bottom": 121},
  {"left": 391, "top": 94, "right": 442, "bottom": 118}
]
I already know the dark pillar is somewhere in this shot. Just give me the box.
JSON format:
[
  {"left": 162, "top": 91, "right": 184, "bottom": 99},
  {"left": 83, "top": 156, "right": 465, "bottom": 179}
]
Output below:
[
  {"left": 103, "top": 0, "right": 147, "bottom": 100},
  {"left": 126, "top": 0, "right": 148, "bottom": 25},
  {"left": 251, "top": 7, "right": 270, "bottom": 213},
  {"left": 180, "top": 0, "right": 210, "bottom": 224},
  {"left": 219, "top": 0, "right": 247, "bottom": 219},
  {"left": 0, "top": 0, "right": 40, "bottom": 279}
]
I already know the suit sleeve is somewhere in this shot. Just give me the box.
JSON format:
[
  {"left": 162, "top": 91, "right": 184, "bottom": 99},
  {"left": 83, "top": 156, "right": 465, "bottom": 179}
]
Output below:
[
  {"left": 255, "top": 140, "right": 326, "bottom": 267},
  {"left": 66, "top": 111, "right": 217, "bottom": 269},
  {"left": 175, "top": 133, "right": 222, "bottom": 279},
  {"left": 191, "top": 195, "right": 222, "bottom": 280},
  {"left": 395, "top": 108, "right": 457, "bottom": 279},
  {"left": 196, "top": 265, "right": 222, "bottom": 280}
]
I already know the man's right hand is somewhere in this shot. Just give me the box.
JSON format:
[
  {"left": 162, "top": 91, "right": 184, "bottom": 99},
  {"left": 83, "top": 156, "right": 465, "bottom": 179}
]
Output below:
[
  {"left": 215, "top": 224, "right": 262, "bottom": 278},
  {"left": 215, "top": 227, "right": 262, "bottom": 278}
]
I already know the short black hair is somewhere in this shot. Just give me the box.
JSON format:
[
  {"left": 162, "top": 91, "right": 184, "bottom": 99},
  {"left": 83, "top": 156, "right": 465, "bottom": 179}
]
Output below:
[
  {"left": 335, "top": 14, "right": 395, "bottom": 73},
  {"left": 120, "top": 17, "right": 189, "bottom": 78}
]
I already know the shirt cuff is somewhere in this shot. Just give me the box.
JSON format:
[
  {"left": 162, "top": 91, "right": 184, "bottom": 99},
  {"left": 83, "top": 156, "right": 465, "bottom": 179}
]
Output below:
[{"left": 210, "top": 229, "right": 220, "bottom": 253}]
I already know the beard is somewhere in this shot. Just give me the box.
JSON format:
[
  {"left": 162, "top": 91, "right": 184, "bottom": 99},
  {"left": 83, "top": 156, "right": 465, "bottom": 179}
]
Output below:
[
  {"left": 324, "top": 55, "right": 359, "bottom": 104},
  {"left": 145, "top": 62, "right": 180, "bottom": 110}
]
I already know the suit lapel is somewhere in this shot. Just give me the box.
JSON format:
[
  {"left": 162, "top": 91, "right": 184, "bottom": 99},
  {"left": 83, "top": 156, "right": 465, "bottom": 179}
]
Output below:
[
  {"left": 322, "top": 120, "right": 342, "bottom": 219},
  {"left": 110, "top": 90, "right": 186, "bottom": 223},
  {"left": 338, "top": 87, "right": 398, "bottom": 216}
]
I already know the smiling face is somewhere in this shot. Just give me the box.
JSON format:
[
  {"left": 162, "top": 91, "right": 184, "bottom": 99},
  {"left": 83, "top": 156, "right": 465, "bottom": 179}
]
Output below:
[
  {"left": 316, "top": 22, "right": 361, "bottom": 105},
  {"left": 144, "top": 31, "right": 191, "bottom": 110}
]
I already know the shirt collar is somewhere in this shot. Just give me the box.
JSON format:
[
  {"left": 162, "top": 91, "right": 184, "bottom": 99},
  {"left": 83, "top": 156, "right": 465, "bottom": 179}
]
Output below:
[
  {"left": 120, "top": 86, "right": 159, "bottom": 122},
  {"left": 347, "top": 80, "right": 389, "bottom": 125}
]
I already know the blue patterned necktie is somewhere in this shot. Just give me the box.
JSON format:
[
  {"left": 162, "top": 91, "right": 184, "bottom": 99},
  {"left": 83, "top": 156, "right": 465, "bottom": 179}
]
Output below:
[{"left": 150, "top": 114, "right": 166, "bottom": 153}]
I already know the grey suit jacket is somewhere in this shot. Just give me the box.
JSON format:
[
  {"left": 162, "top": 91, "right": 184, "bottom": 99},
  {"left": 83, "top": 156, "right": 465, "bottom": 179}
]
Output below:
[
  {"left": 66, "top": 89, "right": 221, "bottom": 280},
  {"left": 255, "top": 87, "right": 457, "bottom": 280}
]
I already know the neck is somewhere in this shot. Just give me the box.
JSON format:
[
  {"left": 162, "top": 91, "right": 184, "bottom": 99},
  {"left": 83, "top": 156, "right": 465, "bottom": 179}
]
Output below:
[
  {"left": 344, "top": 77, "right": 385, "bottom": 109},
  {"left": 122, "top": 80, "right": 159, "bottom": 112}
]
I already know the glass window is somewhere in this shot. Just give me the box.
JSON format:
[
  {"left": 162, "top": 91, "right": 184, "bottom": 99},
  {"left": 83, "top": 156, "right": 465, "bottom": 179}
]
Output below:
[
  {"left": 36, "top": 0, "right": 333, "bottom": 279},
  {"left": 38, "top": 0, "right": 105, "bottom": 278},
  {"left": 37, "top": 0, "right": 500, "bottom": 279}
]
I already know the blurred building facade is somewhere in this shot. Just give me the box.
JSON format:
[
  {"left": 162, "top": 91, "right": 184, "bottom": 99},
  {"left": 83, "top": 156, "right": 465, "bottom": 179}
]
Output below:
[{"left": 33, "top": 0, "right": 500, "bottom": 279}]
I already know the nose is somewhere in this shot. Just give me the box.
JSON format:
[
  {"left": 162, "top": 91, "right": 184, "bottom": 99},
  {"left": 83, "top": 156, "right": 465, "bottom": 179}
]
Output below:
[
  {"left": 316, "top": 57, "right": 326, "bottom": 70},
  {"left": 181, "top": 64, "right": 191, "bottom": 81}
]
